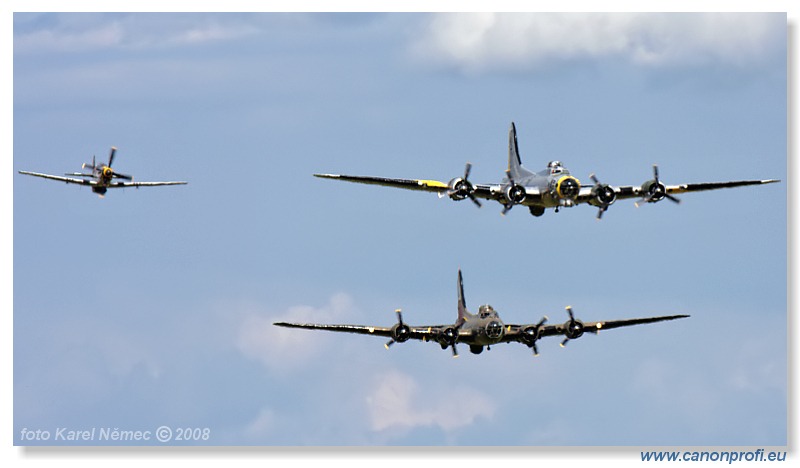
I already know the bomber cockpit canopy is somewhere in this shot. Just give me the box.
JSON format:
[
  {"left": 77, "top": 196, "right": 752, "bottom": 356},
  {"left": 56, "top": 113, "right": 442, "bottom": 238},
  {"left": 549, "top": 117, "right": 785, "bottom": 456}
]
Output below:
[
  {"left": 547, "top": 160, "right": 565, "bottom": 175},
  {"left": 478, "top": 304, "right": 498, "bottom": 319}
]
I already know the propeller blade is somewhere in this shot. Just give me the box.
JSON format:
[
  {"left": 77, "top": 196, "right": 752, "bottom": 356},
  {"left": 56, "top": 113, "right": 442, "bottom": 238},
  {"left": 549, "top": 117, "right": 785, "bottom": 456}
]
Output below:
[
  {"left": 385, "top": 339, "right": 395, "bottom": 349},
  {"left": 451, "top": 343, "right": 459, "bottom": 358},
  {"left": 113, "top": 172, "right": 133, "bottom": 181},
  {"left": 108, "top": 147, "right": 117, "bottom": 167},
  {"left": 560, "top": 338, "right": 569, "bottom": 348},
  {"left": 467, "top": 193, "right": 482, "bottom": 207},
  {"left": 532, "top": 342, "right": 539, "bottom": 356},
  {"left": 637, "top": 164, "right": 680, "bottom": 206},
  {"left": 565, "top": 305, "right": 575, "bottom": 322},
  {"left": 464, "top": 162, "right": 472, "bottom": 180},
  {"left": 395, "top": 309, "right": 404, "bottom": 326}
]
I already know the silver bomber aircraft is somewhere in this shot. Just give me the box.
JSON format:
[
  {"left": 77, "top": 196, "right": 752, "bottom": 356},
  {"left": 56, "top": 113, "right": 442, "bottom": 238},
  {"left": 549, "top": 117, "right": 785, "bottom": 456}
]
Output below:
[
  {"left": 315, "top": 122, "right": 779, "bottom": 218},
  {"left": 274, "top": 270, "right": 689, "bottom": 357},
  {"left": 19, "top": 147, "right": 187, "bottom": 198}
]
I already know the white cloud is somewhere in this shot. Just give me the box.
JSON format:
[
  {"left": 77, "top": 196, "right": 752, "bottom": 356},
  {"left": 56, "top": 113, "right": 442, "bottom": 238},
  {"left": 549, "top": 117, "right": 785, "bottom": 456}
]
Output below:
[
  {"left": 415, "top": 13, "right": 784, "bottom": 72},
  {"left": 16, "top": 21, "right": 125, "bottom": 53},
  {"left": 14, "top": 14, "right": 259, "bottom": 54},
  {"left": 243, "top": 406, "right": 276, "bottom": 441},
  {"left": 366, "top": 370, "right": 495, "bottom": 433},
  {"left": 236, "top": 292, "right": 357, "bottom": 371}
]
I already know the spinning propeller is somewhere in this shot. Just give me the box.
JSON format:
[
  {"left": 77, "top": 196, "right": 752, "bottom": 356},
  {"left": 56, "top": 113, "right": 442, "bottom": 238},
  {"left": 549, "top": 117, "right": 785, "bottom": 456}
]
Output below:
[
  {"left": 385, "top": 309, "right": 411, "bottom": 349},
  {"left": 446, "top": 162, "right": 482, "bottom": 207},
  {"left": 83, "top": 147, "right": 133, "bottom": 181},
  {"left": 435, "top": 324, "right": 462, "bottom": 358},
  {"left": 589, "top": 173, "right": 617, "bottom": 219},
  {"left": 559, "top": 306, "right": 586, "bottom": 348},
  {"left": 636, "top": 165, "right": 680, "bottom": 207},
  {"left": 502, "top": 169, "right": 526, "bottom": 215},
  {"left": 521, "top": 316, "right": 548, "bottom": 356}
]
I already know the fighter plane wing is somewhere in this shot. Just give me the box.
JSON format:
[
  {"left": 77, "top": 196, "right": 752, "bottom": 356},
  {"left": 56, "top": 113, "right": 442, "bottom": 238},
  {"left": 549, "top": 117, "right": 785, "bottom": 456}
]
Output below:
[
  {"left": 109, "top": 181, "right": 188, "bottom": 188},
  {"left": 19, "top": 171, "right": 187, "bottom": 188},
  {"left": 18, "top": 171, "right": 95, "bottom": 186}
]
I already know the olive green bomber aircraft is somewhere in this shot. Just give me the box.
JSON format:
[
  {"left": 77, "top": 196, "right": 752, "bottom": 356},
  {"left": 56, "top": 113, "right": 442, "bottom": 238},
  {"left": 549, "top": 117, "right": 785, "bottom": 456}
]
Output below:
[
  {"left": 18, "top": 147, "right": 187, "bottom": 198},
  {"left": 314, "top": 122, "right": 779, "bottom": 219},
  {"left": 274, "top": 270, "right": 689, "bottom": 357}
]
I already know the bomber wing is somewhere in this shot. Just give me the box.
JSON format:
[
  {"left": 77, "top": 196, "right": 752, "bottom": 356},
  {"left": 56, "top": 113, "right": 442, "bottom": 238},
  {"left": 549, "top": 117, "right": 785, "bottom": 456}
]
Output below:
[
  {"left": 314, "top": 173, "right": 449, "bottom": 193},
  {"left": 578, "top": 179, "right": 779, "bottom": 203},
  {"left": 273, "top": 320, "right": 450, "bottom": 346},
  {"left": 314, "top": 173, "right": 509, "bottom": 204},
  {"left": 538, "top": 314, "right": 690, "bottom": 337},
  {"left": 575, "top": 165, "right": 778, "bottom": 218},
  {"left": 664, "top": 179, "right": 781, "bottom": 195},
  {"left": 502, "top": 311, "right": 688, "bottom": 354}
]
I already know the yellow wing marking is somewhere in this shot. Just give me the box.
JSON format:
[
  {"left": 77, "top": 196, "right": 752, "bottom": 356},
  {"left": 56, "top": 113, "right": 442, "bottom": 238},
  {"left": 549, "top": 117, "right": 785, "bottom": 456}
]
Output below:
[{"left": 417, "top": 180, "right": 448, "bottom": 188}]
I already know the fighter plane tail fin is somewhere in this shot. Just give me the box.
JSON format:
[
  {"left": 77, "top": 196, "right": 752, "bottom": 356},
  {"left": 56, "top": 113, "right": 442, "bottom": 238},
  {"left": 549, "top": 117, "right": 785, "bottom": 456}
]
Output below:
[{"left": 508, "top": 122, "right": 534, "bottom": 180}]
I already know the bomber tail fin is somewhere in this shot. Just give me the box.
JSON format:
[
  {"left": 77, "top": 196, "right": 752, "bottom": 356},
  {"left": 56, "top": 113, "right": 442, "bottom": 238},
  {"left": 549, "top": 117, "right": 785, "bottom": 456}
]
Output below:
[
  {"left": 456, "top": 269, "right": 471, "bottom": 326},
  {"left": 508, "top": 122, "right": 534, "bottom": 180}
]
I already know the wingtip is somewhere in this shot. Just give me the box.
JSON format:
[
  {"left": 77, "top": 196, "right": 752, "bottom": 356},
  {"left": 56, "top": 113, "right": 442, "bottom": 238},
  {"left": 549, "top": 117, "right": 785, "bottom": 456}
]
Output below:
[{"left": 313, "top": 173, "right": 339, "bottom": 179}]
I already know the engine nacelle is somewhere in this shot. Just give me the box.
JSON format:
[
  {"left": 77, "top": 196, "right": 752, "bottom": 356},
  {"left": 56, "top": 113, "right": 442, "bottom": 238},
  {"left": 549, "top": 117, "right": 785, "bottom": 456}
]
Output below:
[
  {"left": 504, "top": 183, "right": 527, "bottom": 204},
  {"left": 591, "top": 183, "right": 616, "bottom": 207},
  {"left": 391, "top": 323, "right": 411, "bottom": 343},
  {"left": 563, "top": 319, "right": 585, "bottom": 340},
  {"left": 520, "top": 325, "right": 541, "bottom": 346},
  {"left": 437, "top": 327, "right": 458, "bottom": 348},
  {"left": 447, "top": 177, "right": 473, "bottom": 201},
  {"left": 550, "top": 175, "right": 581, "bottom": 200},
  {"left": 640, "top": 179, "right": 667, "bottom": 203}
]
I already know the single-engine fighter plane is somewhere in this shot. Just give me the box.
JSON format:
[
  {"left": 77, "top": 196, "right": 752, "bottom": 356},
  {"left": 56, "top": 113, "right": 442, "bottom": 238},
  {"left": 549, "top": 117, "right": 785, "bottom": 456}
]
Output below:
[
  {"left": 274, "top": 270, "right": 689, "bottom": 357},
  {"left": 19, "top": 147, "right": 187, "bottom": 198},
  {"left": 315, "top": 122, "right": 779, "bottom": 218}
]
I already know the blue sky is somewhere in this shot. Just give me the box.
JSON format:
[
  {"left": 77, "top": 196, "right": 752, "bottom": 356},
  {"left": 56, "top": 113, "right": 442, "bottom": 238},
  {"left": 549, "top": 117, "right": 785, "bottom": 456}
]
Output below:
[{"left": 9, "top": 10, "right": 788, "bottom": 452}]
